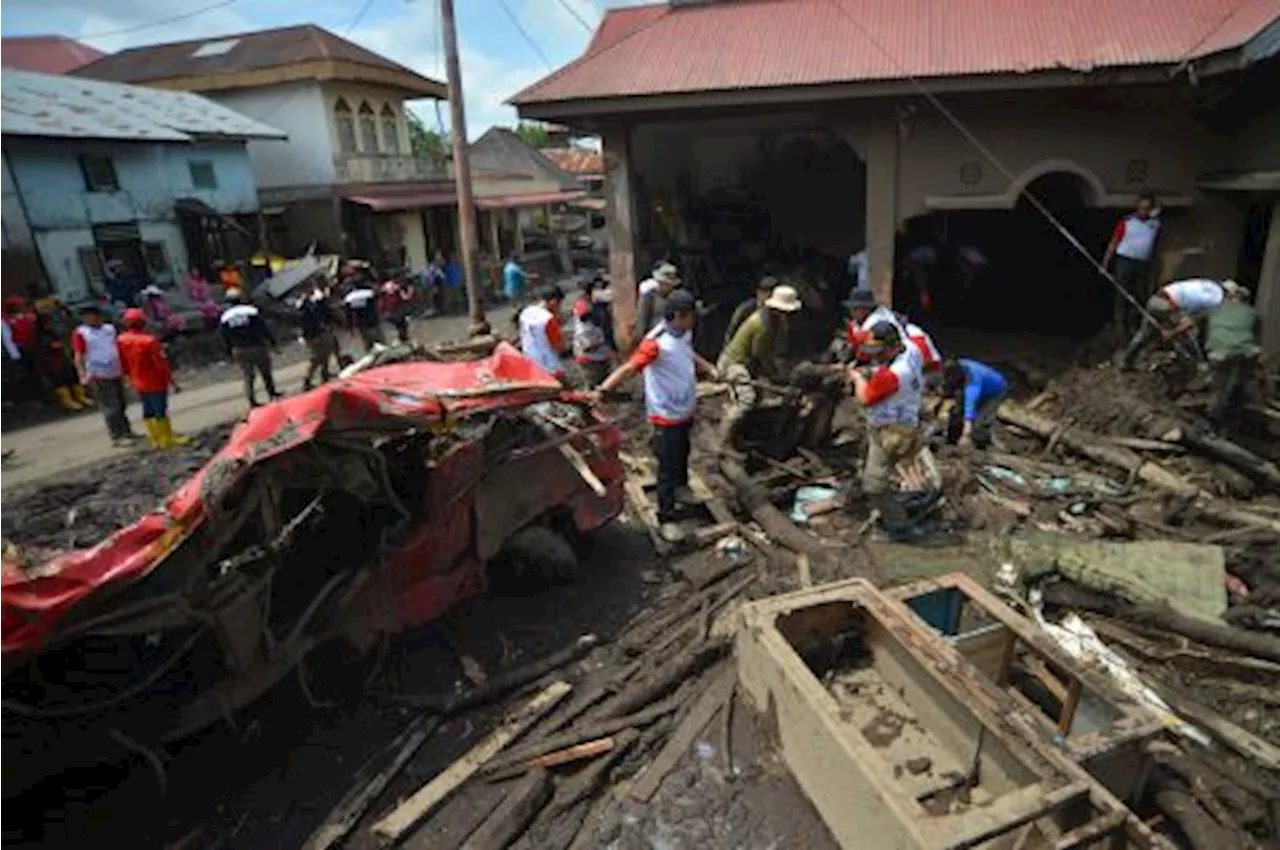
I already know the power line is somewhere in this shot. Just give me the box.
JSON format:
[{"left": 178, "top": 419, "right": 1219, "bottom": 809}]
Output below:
[
  {"left": 344, "top": 0, "right": 381, "bottom": 34},
  {"left": 496, "top": 0, "right": 554, "bottom": 70},
  {"left": 823, "top": 0, "right": 1235, "bottom": 357},
  {"left": 554, "top": 0, "right": 596, "bottom": 35},
  {"left": 79, "top": 0, "right": 238, "bottom": 40}
]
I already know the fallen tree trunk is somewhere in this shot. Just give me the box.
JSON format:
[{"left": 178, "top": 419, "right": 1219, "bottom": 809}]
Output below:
[
  {"left": 998, "top": 403, "right": 1280, "bottom": 535},
  {"left": 1153, "top": 788, "right": 1243, "bottom": 850},
  {"left": 1160, "top": 425, "right": 1280, "bottom": 492}
]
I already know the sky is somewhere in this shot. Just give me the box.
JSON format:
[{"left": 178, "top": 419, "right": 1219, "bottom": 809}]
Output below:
[{"left": 0, "top": 0, "right": 626, "bottom": 137}]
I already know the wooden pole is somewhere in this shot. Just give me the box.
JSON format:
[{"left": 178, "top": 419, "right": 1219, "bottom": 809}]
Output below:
[{"left": 441, "top": 0, "right": 489, "bottom": 335}]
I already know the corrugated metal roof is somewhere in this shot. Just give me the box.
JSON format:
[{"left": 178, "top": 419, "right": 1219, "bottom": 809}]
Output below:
[
  {"left": 1, "top": 36, "right": 106, "bottom": 75},
  {"left": 540, "top": 147, "right": 604, "bottom": 175},
  {"left": 1, "top": 68, "right": 287, "bottom": 142},
  {"left": 470, "top": 127, "right": 579, "bottom": 188},
  {"left": 74, "top": 24, "right": 446, "bottom": 98},
  {"left": 512, "top": 0, "right": 1280, "bottom": 106}
]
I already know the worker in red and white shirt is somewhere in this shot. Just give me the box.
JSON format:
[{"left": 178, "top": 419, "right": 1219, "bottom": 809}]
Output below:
[
  {"left": 1103, "top": 192, "right": 1162, "bottom": 333},
  {"left": 595, "top": 290, "right": 718, "bottom": 535},
  {"left": 903, "top": 320, "right": 943, "bottom": 376},
  {"left": 518, "top": 284, "right": 568, "bottom": 379},
  {"left": 71, "top": 304, "right": 139, "bottom": 447},
  {"left": 849, "top": 321, "right": 926, "bottom": 542},
  {"left": 842, "top": 290, "right": 906, "bottom": 359},
  {"left": 1120, "top": 277, "right": 1235, "bottom": 370}
]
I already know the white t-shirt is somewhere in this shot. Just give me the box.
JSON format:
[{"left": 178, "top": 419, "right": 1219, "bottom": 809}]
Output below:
[
  {"left": 518, "top": 302, "right": 563, "bottom": 376},
  {"left": 75, "top": 324, "right": 122, "bottom": 379},
  {"left": 1115, "top": 214, "right": 1162, "bottom": 262},
  {"left": 1162, "top": 279, "right": 1223, "bottom": 315}
]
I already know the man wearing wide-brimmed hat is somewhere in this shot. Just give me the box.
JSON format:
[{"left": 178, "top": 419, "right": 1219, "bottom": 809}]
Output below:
[{"left": 716, "top": 284, "right": 802, "bottom": 442}]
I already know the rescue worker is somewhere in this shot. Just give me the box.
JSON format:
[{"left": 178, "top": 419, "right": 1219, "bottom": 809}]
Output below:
[
  {"left": 118, "top": 308, "right": 189, "bottom": 448},
  {"left": 298, "top": 283, "right": 339, "bottom": 390},
  {"left": 717, "top": 284, "right": 801, "bottom": 441},
  {"left": 218, "top": 260, "right": 245, "bottom": 293},
  {"left": 595, "top": 290, "right": 718, "bottom": 538},
  {"left": 634, "top": 262, "right": 679, "bottom": 343},
  {"left": 850, "top": 321, "right": 926, "bottom": 542},
  {"left": 343, "top": 281, "right": 384, "bottom": 351},
  {"left": 71, "top": 304, "right": 139, "bottom": 446},
  {"left": 723, "top": 277, "right": 776, "bottom": 347},
  {"left": 379, "top": 276, "right": 414, "bottom": 344},
  {"left": 904, "top": 319, "right": 943, "bottom": 378},
  {"left": 220, "top": 289, "right": 280, "bottom": 407},
  {"left": 941, "top": 358, "right": 1008, "bottom": 449},
  {"left": 841, "top": 290, "right": 908, "bottom": 362},
  {"left": 34, "top": 298, "right": 89, "bottom": 412},
  {"left": 1103, "top": 192, "right": 1162, "bottom": 333},
  {"left": 519, "top": 284, "right": 568, "bottom": 380},
  {"left": 1119, "top": 278, "right": 1234, "bottom": 370},
  {"left": 571, "top": 277, "right": 615, "bottom": 387},
  {"left": 1204, "top": 282, "right": 1261, "bottom": 424}
]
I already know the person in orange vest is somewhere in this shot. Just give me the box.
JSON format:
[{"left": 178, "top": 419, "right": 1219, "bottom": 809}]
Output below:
[
  {"left": 218, "top": 260, "right": 244, "bottom": 292},
  {"left": 117, "top": 308, "right": 190, "bottom": 448}
]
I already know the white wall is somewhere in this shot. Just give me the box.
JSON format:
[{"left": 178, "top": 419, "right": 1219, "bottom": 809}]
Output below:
[{"left": 215, "top": 82, "right": 334, "bottom": 191}]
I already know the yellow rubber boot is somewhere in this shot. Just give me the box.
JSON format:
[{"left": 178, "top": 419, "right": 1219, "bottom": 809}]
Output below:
[
  {"left": 142, "top": 418, "right": 165, "bottom": 449},
  {"left": 71, "top": 384, "right": 93, "bottom": 407},
  {"left": 158, "top": 418, "right": 191, "bottom": 447},
  {"left": 53, "top": 386, "right": 84, "bottom": 411}
]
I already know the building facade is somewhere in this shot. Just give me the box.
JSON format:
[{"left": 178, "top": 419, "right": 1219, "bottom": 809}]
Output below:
[
  {"left": 76, "top": 25, "right": 453, "bottom": 271},
  {"left": 1, "top": 68, "right": 283, "bottom": 301}
]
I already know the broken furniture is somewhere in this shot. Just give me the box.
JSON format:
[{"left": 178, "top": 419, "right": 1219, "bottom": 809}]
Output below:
[
  {"left": 735, "top": 579, "right": 1164, "bottom": 849},
  {"left": 886, "top": 572, "right": 1164, "bottom": 800}
]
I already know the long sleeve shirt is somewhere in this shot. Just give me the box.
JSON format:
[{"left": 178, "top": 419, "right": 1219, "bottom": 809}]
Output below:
[{"left": 959, "top": 358, "right": 1008, "bottom": 422}]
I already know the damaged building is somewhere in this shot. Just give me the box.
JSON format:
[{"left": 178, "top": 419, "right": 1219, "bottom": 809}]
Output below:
[{"left": 511, "top": 0, "right": 1280, "bottom": 352}]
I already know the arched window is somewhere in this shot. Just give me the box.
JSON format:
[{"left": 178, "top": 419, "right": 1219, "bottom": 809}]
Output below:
[
  {"left": 380, "top": 105, "right": 400, "bottom": 154},
  {"left": 334, "top": 98, "right": 357, "bottom": 154},
  {"left": 358, "top": 101, "right": 379, "bottom": 153}
]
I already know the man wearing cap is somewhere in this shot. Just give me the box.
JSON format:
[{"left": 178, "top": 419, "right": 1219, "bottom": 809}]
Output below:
[
  {"left": 717, "top": 284, "right": 802, "bottom": 441},
  {"left": 634, "top": 262, "right": 680, "bottom": 343},
  {"left": 850, "top": 321, "right": 927, "bottom": 542},
  {"left": 596, "top": 290, "right": 718, "bottom": 537},
  {"left": 298, "top": 283, "right": 340, "bottom": 391},
  {"left": 723, "top": 277, "right": 776, "bottom": 348},
  {"left": 519, "top": 284, "right": 568, "bottom": 379},
  {"left": 841, "top": 291, "right": 908, "bottom": 361},
  {"left": 220, "top": 289, "right": 281, "bottom": 407},
  {"left": 1204, "top": 282, "right": 1261, "bottom": 424},
  {"left": 71, "top": 304, "right": 139, "bottom": 446},
  {"left": 342, "top": 281, "right": 384, "bottom": 351},
  {"left": 1120, "top": 278, "right": 1234, "bottom": 370},
  {"left": 118, "top": 308, "right": 189, "bottom": 448}
]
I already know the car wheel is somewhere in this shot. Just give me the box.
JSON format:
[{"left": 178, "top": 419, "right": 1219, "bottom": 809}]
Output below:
[{"left": 492, "top": 524, "right": 579, "bottom": 586}]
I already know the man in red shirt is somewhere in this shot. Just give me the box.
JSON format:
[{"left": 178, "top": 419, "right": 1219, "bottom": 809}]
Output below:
[
  {"left": 117, "top": 308, "right": 190, "bottom": 449},
  {"left": 1102, "top": 192, "right": 1162, "bottom": 333}
]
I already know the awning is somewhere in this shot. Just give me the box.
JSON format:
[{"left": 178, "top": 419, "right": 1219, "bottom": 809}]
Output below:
[
  {"left": 346, "top": 185, "right": 458, "bottom": 212},
  {"left": 475, "top": 190, "right": 586, "bottom": 210},
  {"left": 1196, "top": 171, "right": 1280, "bottom": 192}
]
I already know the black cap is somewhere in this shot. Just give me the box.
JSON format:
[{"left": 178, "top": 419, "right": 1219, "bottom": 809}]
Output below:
[
  {"left": 664, "top": 289, "right": 697, "bottom": 318},
  {"left": 539, "top": 283, "right": 564, "bottom": 302},
  {"left": 844, "top": 290, "right": 877, "bottom": 310},
  {"left": 867, "top": 320, "right": 901, "bottom": 347}
]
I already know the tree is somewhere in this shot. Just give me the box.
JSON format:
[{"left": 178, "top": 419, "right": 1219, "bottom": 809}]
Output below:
[
  {"left": 408, "top": 112, "right": 449, "bottom": 161},
  {"left": 513, "top": 121, "right": 549, "bottom": 149}
]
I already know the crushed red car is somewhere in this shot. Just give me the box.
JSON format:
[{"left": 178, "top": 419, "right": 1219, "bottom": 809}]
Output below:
[{"left": 2, "top": 343, "right": 624, "bottom": 792}]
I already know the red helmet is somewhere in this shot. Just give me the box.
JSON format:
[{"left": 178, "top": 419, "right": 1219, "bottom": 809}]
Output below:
[{"left": 122, "top": 307, "right": 148, "bottom": 328}]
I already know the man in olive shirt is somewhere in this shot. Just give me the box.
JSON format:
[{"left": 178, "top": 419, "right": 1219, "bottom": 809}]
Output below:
[
  {"left": 716, "top": 284, "right": 801, "bottom": 441},
  {"left": 723, "top": 276, "right": 776, "bottom": 348},
  {"left": 1204, "top": 280, "right": 1260, "bottom": 424}
]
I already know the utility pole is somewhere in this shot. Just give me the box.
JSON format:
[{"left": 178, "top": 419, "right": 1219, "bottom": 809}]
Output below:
[{"left": 441, "top": 0, "right": 489, "bottom": 336}]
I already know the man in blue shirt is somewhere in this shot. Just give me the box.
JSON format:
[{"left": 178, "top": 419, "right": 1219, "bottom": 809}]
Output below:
[
  {"left": 941, "top": 358, "right": 1008, "bottom": 449},
  {"left": 502, "top": 253, "right": 538, "bottom": 304}
]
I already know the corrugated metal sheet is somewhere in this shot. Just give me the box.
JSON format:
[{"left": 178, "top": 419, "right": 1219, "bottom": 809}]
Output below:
[
  {"left": 584, "top": 4, "right": 670, "bottom": 54},
  {"left": 1, "top": 36, "right": 106, "bottom": 75},
  {"left": 513, "top": 0, "right": 1280, "bottom": 105},
  {"left": 74, "top": 24, "right": 445, "bottom": 97},
  {"left": 540, "top": 147, "right": 604, "bottom": 175},
  {"left": 1, "top": 68, "right": 287, "bottom": 142}
]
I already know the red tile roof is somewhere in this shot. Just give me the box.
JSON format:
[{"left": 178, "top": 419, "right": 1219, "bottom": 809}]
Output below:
[
  {"left": 513, "top": 0, "right": 1280, "bottom": 106},
  {"left": 540, "top": 147, "right": 604, "bottom": 175},
  {"left": 1, "top": 36, "right": 106, "bottom": 75},
  {"left": 75, "top": 24, "right": 445, "bottom": 97}
]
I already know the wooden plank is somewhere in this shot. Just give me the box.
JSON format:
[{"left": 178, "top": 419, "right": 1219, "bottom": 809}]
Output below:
[
  {"left": 371, "top": 681, "right": 572, "bottom": 845},
  {"left": 1052, "top": 809, "right": 1128, "bottom": 849},
  {"left": 690, "top": 470, "right": 736, "bottom": 526},
  {"left": 628, "top": 665, "right": 737, "bottom": 802},
  {"left": 921, "top": 780, "right": 1088, "bottom": 849},
  {"left": 459, "top": 768, "right": 552, "bottom": 850},
  {"left": 301, "top": 716, "right": 440, "bottom": 850}
]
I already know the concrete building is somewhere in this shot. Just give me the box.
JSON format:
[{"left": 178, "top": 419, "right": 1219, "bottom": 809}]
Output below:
[
  {"left": 1, "top": 69, "right": 284, "bottom": 301},
  {"left": 470, "top": 127, "right": 586, "bottom": 254},
  {"left": 511, "top": 0, "right": 1280, "bottom": 354},
  {"left": 76, "top": 25, "right": 452, "bottom": 271}
]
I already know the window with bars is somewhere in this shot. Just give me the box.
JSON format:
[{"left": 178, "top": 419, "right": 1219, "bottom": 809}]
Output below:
[
  {"left": 380, "top": 105, "right": 400, "bottom": 154},
  {"left": 80, "top": 154, "right": 119, "bottom": 192},
  {"left": 358, "top": 101, "right": 379, "bottom": 153},
  {"left": 189, "top": 160, "right": 217, "bottom": 189},
  {"left": 335, "top": 98, "right": 357, "bottom": 154}
]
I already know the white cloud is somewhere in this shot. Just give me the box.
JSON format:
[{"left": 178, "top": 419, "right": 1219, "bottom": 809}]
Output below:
[{"left": 520, "top": 0, "right": 602, "bottom": 47}]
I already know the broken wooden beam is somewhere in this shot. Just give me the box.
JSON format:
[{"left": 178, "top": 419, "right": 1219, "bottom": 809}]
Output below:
[
  {"left": 600, "top": 639, "right": 728, "bottom": 720},
  {"left": 628, "top": 665, "right": 737, "bottom": 802},
  {"left": 370, "top": 680, "right": 571, "bottom": 845},
  {"left": 459, "top": 767, "right": 553, "bottom": 850}
]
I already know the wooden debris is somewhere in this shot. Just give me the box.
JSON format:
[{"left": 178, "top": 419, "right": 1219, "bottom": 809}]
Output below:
[
  {"left": 459, "top": 768, "right": 553, "bottom": 850},
  {"left": 602, "top": 639, "right": 728, "bottom": 720},
  {"left": 795, "top": 553, "right": 813, "bottom": 588},
  {"left": 1149, "top": 684, "right": 1280, "bottom": 772},
  {"left": 541, "top": 661, "right": 642, "bottom": 735},
  {"left": 384, "top": 635, "right": 596, "bottom": 715},
  {"left": 301, "top": 716, "right": 440, "bottom": 850},
  {"left": 371, "top": 680, "right": 572, "bottom": 845},
  {"left": 720, "top": 458, "right": 852, "bottom": 570},
  {"left": 546, "top": 728, "right": 639, "bottom": 819},
  {"left": 486, "top": 737, "right": 618, "bottom": 782},
  {"left": 558, "top": 443, "right": 607, "bottom": 497},
  {"left": 628, "top": 664, "right": 738, "bottom": 802}
]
